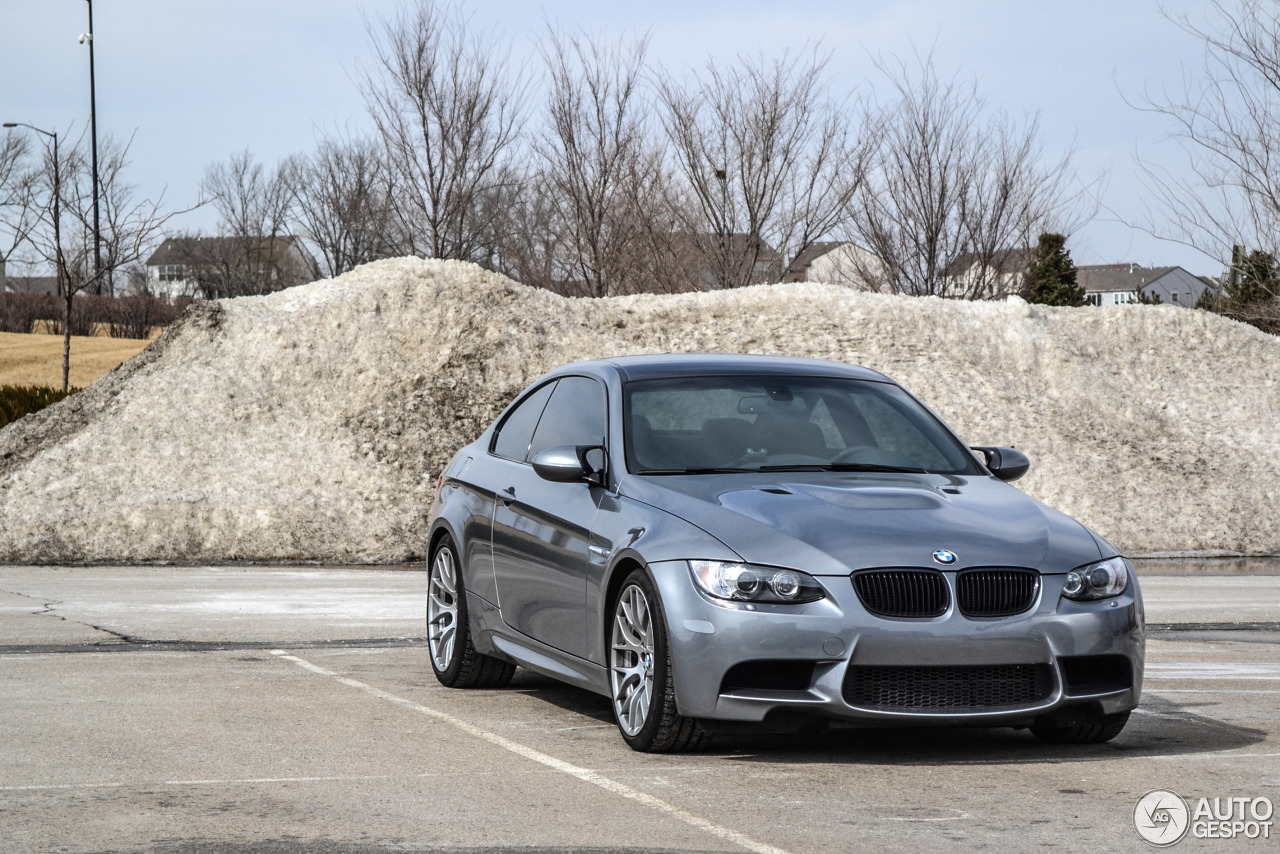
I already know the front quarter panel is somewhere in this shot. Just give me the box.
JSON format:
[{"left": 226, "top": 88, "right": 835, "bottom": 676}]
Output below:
[{"left": 586, "top": 484, "right": 743, "bottom": 666}]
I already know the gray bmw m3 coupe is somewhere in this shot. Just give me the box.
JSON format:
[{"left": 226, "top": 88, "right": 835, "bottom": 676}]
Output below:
[{"left": 425, "top": 354, "right": 1144, "bottom": 752}]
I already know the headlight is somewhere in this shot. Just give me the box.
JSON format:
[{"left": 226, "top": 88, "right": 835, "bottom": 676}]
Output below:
[
  {"left": 1062, "top": 556, "right": 1130, "bottom": 601},
  {"left": 689, "top": 560, "right": 825, "bottom": 604}
]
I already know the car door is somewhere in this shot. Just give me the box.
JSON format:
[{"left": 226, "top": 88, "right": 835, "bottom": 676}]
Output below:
[
  {"left": 466, "top": 380, "right": 558, "bottom": 605},
  {"left": 491, "top": 375, "right": 607, "bottom": 660}
]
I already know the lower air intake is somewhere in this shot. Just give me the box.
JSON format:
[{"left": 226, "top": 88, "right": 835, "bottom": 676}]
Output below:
[{"left": 843, "top": 663, "right": 1054, "bottom": 710}]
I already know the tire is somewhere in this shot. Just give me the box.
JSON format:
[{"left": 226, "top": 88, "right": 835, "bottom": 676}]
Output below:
[
  {"left": 609, "top": 568, "right": 708, "bottom": 752},
  {"left": 1030, "top": 710, "right": 1130, "bottom": 744},
  {"left": 427, "top": 535, "right": 516, "bottom": 689}
]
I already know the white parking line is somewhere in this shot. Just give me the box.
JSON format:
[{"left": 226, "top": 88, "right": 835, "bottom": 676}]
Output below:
[{"left": 270, "top": 650, "right": 794, "bottom": 854}]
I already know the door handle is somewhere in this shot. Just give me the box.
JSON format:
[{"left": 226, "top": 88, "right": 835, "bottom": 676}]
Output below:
[{"left": 497, "top": 486, "right": 516, "bottom": 505}]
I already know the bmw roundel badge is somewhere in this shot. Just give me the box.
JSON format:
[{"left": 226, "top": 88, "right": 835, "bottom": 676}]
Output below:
[{"left": 933, "top": 549, "right": 958, "bottom": 565}]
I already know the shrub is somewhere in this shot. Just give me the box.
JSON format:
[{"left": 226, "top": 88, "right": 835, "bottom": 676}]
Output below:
[
  {"left": 0, "top": 385, "right": 80, "bottom": 429},
  {"left": 0, "top": 293, "right": 192, "bottom": 338},
  {"left": 47, "top": 297, "right": 96, "bottom": 337},
  {"left": 0, "top": 293, "right": 59, "bottom": 334}
]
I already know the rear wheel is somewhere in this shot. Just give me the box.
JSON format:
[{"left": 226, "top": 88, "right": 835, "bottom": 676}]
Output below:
[
  {"left": 427, "top": 535, "right": 515, "bottom": 689},
  {"left": 1030, "top": 710, "right": 1130, "bottom": 744},
  {"left": 609, "top": 569, "right": 707, "bottom": 752}
]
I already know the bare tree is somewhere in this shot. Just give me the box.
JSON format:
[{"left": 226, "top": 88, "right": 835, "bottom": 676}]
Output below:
[
  {"left": 0, "top": 132, "right": 26, "bottom": 195},
  {"left": 655, "top": 48, "right": 868, "bottom": 290},
  {"left": 361, "top": 0, "right": 524, "bottom": 262},
  {"left": 483, "top": 169, "right": 561, "bottom": 290},
  {"left": 0, "top": 130, "right": 36, "bottom": 286},
  {"left": 847, "top": 54, "right": 1086, "bottom": 299},
  {"left": 291, "top": 133, "right": 396, "bottom": 278},
  {"left": 196, "top": 150, "right": 315, "bottom": 297},
  {"left": 534, "top": 28, "right": 658, "bottom": 296},
  {"left": 1134, "top": 0, "right": 1280, "bottom": 274},
  {"left": 18, "top": 131, "right": 179, "bottom": 389}
]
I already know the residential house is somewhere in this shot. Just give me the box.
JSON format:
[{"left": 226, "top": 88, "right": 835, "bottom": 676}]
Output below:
[
  {"left": 1077, "top": 264, "right": 1210, "bottom": 307},
  {"left": 143, "top": 236, "right": 319, "bottom": 299},
  {"left": 3, "top": 275, "right": 59, "bottom": 295},
  {"left": 784, "top": 242, "right": 883, "bottom": 290},
  {"left": 942, "top": 247, "right": 1034, "bottom": 299}
]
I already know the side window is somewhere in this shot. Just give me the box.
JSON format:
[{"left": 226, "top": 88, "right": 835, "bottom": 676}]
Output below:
[
  {"left": 492, "top": 381, "right": 557, "bottom": 461},
  {"left": 528, "top": 376, "right": 607, "bottom": 458}
]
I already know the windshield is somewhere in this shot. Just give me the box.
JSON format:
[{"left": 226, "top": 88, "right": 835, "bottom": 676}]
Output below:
[{"left": 623, "top": 375, "right": 981, "bottom": 476}]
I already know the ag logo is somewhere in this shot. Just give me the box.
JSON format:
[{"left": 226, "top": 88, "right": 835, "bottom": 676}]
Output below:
[
  {"left": 1134, "top": 790, "right": 1190, "bottom": 846},
  {"left": 932, "top": 549, "right": 957, "bottom": 565}
]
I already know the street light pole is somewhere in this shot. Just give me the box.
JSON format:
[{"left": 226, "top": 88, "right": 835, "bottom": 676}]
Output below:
[
  {"left": 3, "top": 123, "right": 61, "bottom": 298},
  {"left": 81, "top": 0, "right": 102, "bottom": 295}
]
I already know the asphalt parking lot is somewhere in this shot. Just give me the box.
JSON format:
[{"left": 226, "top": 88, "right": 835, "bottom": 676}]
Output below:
[{"left": 1, "top": 562, "right": 1278, "bottom": 854}]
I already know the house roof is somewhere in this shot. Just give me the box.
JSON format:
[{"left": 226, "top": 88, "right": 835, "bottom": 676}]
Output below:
[
  {"left": 942, "top": 247, "right": 1034, "bottom": 277},
  {"left": 3, "top": 275, "right": 59, "bottom": 295},
  {"left": 1076, "top": 264, "right": 1180, "bottom": 293},
  {"left": 146, "top": 236, "right": 314, "bottom": 268},
  {"left": 785, "top": 241, "right": 844, "bottom": 276}
]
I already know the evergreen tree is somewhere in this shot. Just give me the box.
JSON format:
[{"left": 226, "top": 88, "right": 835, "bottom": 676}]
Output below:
[
  {"left": 1230, "top": 250, "right": 1278, "bottom": 305},
  {"left": 1133, "top": 286, "right": 1162, "bottom": 305},
  {"left": 1022, "top": 232, "right": 1084, "bottom": 306}
]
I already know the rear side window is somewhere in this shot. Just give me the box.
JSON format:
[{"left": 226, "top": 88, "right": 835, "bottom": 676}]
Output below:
[
  {"left": 528, "top": 376, "right": 607, "bottom": 458},
  {"left": 492, "top": 381, "right": 557, "bottom": 461}
]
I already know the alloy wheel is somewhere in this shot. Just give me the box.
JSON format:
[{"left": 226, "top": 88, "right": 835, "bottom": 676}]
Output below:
[
  {"left": 428, "top": 546, "right": 459, "bottom": 672},
  {"left": 610, "top": 583, "right": 655, "bottom": 736}
]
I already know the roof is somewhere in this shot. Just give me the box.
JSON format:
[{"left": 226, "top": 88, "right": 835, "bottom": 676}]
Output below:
[
  {"left": 3, "top": 275, "right": 59, "bottom": 295},
  {"left": 146, "top": 236, "right": 312, "bottom": 268},
  {"left": 785, "top": 241, "right": 844, "bottom": 276},
  {"left": 943, "top": 247, "right": 1034, "bottom": 277},
  {"left": 555, "top": 354, "right": 891, "bottom": 383},
  {"left": 1076, "top": 264, "right": 1180, "bottom": 293}
]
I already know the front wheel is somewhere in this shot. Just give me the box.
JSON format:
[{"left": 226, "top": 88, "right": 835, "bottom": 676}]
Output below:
[
  {"left": 427, "top": 535, "right": 515, "bottom": 689},
  {"left": 609, "top": 569, "right": 707, "bottom": 752}
]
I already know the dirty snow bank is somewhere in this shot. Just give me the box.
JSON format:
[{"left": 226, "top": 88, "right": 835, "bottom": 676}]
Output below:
[{"left": 0, "top": 256, "right": 1276, "bottom": 562}]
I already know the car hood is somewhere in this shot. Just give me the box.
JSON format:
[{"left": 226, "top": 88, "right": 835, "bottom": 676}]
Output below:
[{"left": 618, "top": 472, "right": 1103, "bottom": 575}]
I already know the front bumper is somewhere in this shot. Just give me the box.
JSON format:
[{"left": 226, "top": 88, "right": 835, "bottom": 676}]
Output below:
[{"left": 648, "top": 560, "right": 1145, "bottom": 726}]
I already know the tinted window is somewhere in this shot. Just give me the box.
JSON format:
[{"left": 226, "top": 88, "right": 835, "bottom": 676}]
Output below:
[
  {"left": 528, "top": 376, "right": 607, "bottom": 458},
  {"left": 492, "top": 381, "right": 556, "bottom": 461},
  {"left": 846, "top": 391, "right": 953, "bottom": 471},
  {"left": 624, "top": 375, "right": 979, "bottom": 475}
]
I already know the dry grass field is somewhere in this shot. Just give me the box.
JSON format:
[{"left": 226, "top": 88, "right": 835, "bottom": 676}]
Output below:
[{"left": 0, "top": 331, "right": 153, "bottom": 388}]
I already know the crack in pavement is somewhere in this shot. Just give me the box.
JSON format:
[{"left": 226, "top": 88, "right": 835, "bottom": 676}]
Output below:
[{"left": 0, "top": 584, "right": 136, "bottom": 644}]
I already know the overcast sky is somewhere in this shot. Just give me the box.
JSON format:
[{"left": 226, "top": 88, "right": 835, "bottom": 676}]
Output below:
[{"left": 1, "top": 0, "right": 1227, "bottom": 275}]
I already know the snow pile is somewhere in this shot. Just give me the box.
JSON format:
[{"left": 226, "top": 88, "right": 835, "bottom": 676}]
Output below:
[{"left": 0, "top": 256, "right": 1276, "bottom": 563}]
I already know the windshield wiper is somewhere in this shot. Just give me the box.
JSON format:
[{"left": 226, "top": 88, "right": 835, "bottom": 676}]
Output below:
[
  {"left": 758, "top": 463, "right": 929, "bottom": 474},
  {"left": 635, "top": 467, "right": 758, "bottom": 475}
]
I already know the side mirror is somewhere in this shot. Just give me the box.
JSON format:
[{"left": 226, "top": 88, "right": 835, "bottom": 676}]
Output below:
[
  {"left": 531, "top": 445, "right": 604, "bottom": 484},
  {"left": 971, "top": 445, "right": 1031, "bottom": 482}
]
